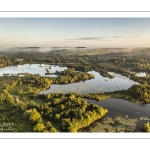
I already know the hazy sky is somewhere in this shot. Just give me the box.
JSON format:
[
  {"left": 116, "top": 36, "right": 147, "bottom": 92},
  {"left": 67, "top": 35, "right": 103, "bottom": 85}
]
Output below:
[{"left": 0, "top": 18, "right": 150, "bottom": 48}]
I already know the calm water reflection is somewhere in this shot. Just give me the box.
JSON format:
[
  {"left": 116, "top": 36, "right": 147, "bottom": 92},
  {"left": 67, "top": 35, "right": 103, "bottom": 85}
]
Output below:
[
  {"left": 79, "top": 98, "right": 150, "bottom": 132},
  {"left": 40, "top": 70, "right": 138, "bottom": 94},
  {"left": 0, "top": 64, "right": 67, "bottom": 77},
  {"left": 0, "top": 64, "right": 138, "bottom": 94}
]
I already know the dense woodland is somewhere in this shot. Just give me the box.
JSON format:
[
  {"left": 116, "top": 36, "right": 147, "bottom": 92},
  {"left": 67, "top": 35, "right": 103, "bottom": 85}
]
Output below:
[{"left": 0, "top": 48, "right": 150, "bottom": 132}]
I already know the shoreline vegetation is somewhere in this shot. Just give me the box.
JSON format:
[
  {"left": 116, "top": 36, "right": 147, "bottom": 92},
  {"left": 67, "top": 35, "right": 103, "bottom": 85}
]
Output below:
[{"left": 0, "top": 47, "right": 150, "bottom": 132}]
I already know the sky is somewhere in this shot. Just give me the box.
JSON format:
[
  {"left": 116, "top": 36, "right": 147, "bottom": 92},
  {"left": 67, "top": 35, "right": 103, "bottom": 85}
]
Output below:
[{"left": 0, "top": 18, "right": 150, "bottom": 48}]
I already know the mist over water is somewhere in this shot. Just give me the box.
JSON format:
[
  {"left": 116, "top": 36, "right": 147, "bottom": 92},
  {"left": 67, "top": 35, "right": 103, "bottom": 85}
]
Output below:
[{"left": 0, "top": 46, "right": 98, "bottom": 52}]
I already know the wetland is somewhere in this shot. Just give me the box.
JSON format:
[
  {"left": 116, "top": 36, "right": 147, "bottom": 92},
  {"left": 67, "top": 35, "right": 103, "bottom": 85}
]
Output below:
[{"left": 0, "top": 47, "right": 150, "bottom": 132}]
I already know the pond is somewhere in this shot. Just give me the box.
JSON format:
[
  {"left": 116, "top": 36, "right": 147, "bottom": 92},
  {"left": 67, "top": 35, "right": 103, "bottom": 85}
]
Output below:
[
  {"left": 39, "top": 70, "right": 138, "bottom": 94},
  {"left": 78, "top": 98, "right": 150, "bottom": 132},
  {"left": 136, "top": 72, "right": 147, "bottom": 77},
  {"left": 0, "top": 64, "right": 138, "bottom": 94},
  {"left": 0, "top": 64, "right": 67, "bottom": 77},
  {"left": 132, "top": 71, "right": 147, "bottom": 77}
]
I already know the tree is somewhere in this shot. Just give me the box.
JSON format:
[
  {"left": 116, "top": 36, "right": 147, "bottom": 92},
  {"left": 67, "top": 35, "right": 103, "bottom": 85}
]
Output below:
[
  {"left": 46, "top": 121, "right": 52, "bottom": 130},
  {"left": 29, "top": 108, "right": 42, "bottom": 124},
  {"left": 143, "top": 91, "right": 148, "bottom": 100},
  {"left": 23, "top": 108, "right": 42, "bottom": 124},
  {"left": 143, "top": 122, "right": 150, "bottom": 132},
  {"left": 18, "top": 102, "right": 27, "bottom": 112},
  {"left": 54, "top": 114, "right": 60, "bottom": 122},
  {"left": 34, "top": 123, "right": 45, "bottom": 132},
  {"left": 23, "top": 109, "right": 33, "bottom": 120},
  {"left": 28, "top": 101, "right": 37, "bottom": 109},
  {"left": 69, "top": 94, "right": 75, "bottom": 99},
  {"left": 49, "top": 127, "right": 57, "bottom": 132}
]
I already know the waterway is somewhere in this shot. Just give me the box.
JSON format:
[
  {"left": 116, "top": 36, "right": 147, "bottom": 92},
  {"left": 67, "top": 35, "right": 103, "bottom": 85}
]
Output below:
[{"left": 78, "top": 98, "right": 150, "bottom": 132}]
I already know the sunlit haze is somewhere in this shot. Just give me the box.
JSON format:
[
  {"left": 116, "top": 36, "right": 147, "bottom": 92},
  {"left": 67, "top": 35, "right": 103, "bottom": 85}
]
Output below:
[{"left": 0, "top": 18, "right": 150, "bottom": 48}]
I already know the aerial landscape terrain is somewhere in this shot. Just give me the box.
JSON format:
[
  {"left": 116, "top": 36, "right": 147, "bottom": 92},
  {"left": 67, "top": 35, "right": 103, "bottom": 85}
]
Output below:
[{"left": 0, "top": 18, "right": 150, "bottom": 132}]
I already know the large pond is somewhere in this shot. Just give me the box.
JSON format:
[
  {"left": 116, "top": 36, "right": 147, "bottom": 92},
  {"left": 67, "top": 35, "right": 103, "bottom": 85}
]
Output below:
[
  {"left": 0, "top": 64, "right": 138, "bottom": 93},
  {"left": 40, "top": 70, "right": 138, "bottom": 94},
  {"left": 78, "top": 98, "right": 150, "bottom": 132}
]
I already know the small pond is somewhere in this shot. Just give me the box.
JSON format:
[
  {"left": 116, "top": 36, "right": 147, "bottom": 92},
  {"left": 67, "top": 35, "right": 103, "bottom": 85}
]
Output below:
[{"left": 136, "top": 72, "right": 147, "bottom": 77}]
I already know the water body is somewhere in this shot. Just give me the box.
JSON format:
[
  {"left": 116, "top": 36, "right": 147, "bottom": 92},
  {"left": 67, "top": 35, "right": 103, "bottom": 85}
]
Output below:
[
  {"left": 0, "top": 64, "right": 138, "bottom": 94},
  {"left": 132, "top": 71, "right": 147, "bottom": 77},
  {"left": 78, "top": 98, "right": 150, "bottom": 132},
  {"left": 136, "top": 72, "right": 147, "bottom": 77},
  {"left": 40, "top": 70, "right": 138, "bottom": 94},
  {"left": 0, "top": 64, "right": 147, "bottom": 132},
  {"left": 0, "top": 64, "right": 67, "bottom": 77}
]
